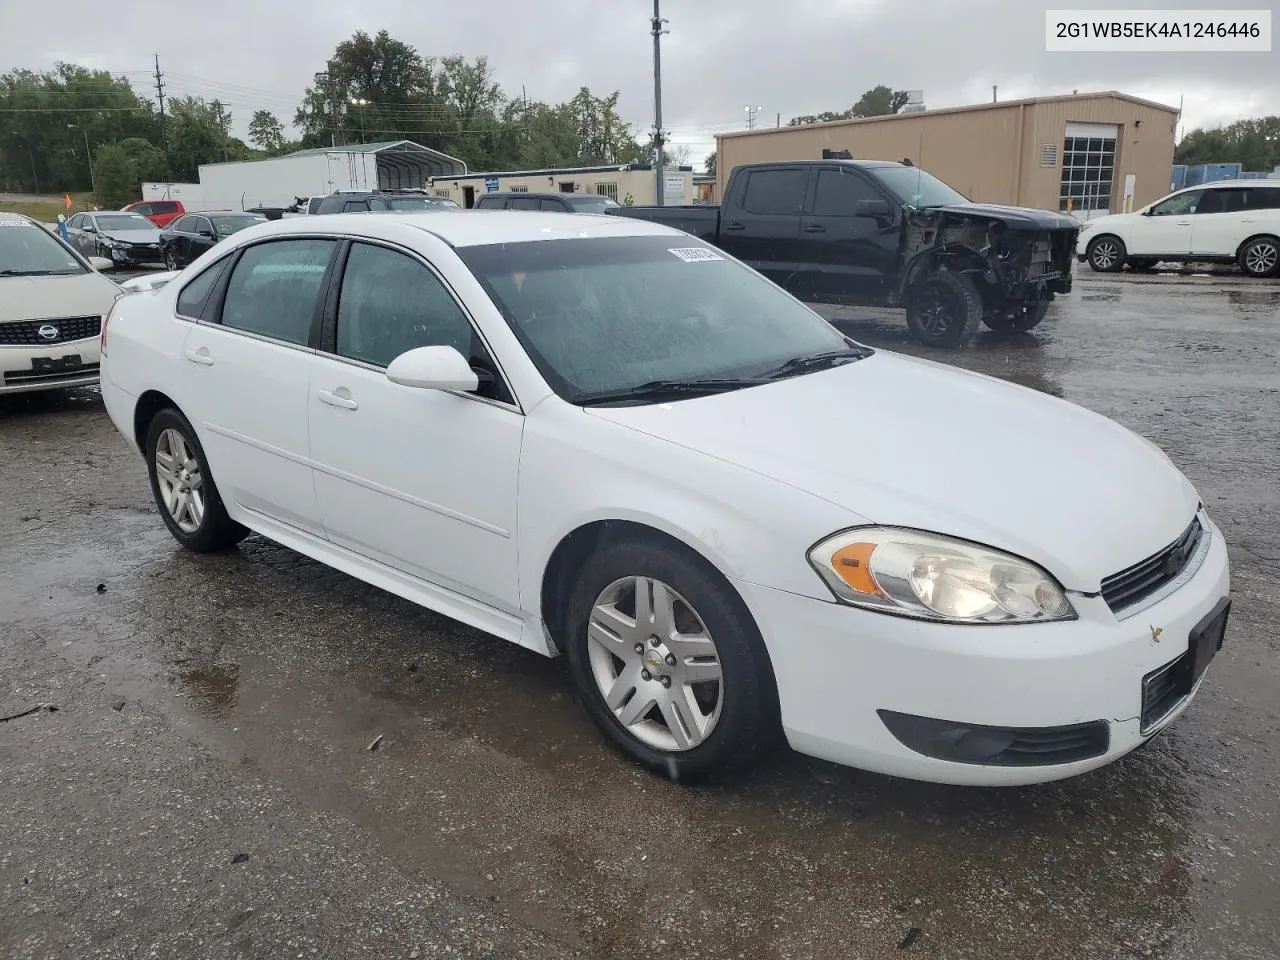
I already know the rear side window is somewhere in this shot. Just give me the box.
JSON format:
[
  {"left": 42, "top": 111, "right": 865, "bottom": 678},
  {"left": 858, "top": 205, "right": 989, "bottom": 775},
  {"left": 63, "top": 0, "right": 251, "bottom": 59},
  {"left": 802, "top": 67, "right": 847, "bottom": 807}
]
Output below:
[
  {"left": 176, "top": 257, "right": 231, "bottom": 318},
  {"left": 741, "top": 169, "right": 808, "bottom": 215},
  {"left": 153, "top": 202, "right": 179, "bottom": 213},
  {"left": 539, "top": 199, "right": 565, "bottom": 211},
  {"left": 343, "top": 200, "right": 366, "bottom": 212},
  {"left": 219, "top": 239, "right": 335, "bottom": 345},
  {"left": 475, "top": 196, "right": 504, "bottom": 209},
  {"left": 1242, "top": 188, "right": 1280, "bottom": 212},
  {"left": 510, "top": 197, "right": 540, "bottom": 210}
]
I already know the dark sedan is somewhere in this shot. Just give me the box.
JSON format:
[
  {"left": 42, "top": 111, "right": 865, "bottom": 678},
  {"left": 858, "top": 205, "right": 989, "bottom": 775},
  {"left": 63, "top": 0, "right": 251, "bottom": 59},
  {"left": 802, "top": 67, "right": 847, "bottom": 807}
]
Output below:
[{"left": 159, "top": 212, "right": 267, "bottom": 269}]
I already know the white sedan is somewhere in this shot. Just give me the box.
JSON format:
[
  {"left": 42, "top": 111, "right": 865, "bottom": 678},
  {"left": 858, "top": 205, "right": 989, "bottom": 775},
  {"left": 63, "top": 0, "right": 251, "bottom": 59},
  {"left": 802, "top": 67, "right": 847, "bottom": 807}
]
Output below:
[
  {"left": 99, "top": 211, "right": 1231, "bottom": 786},
  {"left": 0, "top": 212, "right": 121, "bottom": 395}
]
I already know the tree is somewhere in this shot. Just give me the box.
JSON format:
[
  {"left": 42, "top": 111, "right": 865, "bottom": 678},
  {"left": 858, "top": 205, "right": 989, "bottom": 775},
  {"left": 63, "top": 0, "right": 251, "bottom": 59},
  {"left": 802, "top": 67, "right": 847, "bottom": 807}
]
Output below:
[
  {"left": 705, "top": 151, "right": 716, "bottom": 176},
  {"left": 92, "top": 137, "right": 166, "bottom": 207},
  {"left": 248, "top": 110, "right": 286, "bottom": 153},
  {"left": 664, "top": 143, "right": 692, "bottom": 167},
  {"left": 1175, "top": 116, "right": 1280, "bottom": 170},
  {"left": 788, "top": 85, "right": 909, "bottom": 126},
  {"left": 166, "top": 96, "right": 236, "bottom": 180}
]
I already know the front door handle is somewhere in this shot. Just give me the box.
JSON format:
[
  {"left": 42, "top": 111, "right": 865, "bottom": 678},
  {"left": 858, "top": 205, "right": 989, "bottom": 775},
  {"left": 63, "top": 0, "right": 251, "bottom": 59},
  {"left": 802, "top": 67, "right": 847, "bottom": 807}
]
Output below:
[
  {"left": 317, "top": 388, "right": 358, "bottom": 410},
  {"left": 1241, "top": 217, "right": 1258, "bottom": 223},
  {"left": 803, "top": 224, "right": 827, "bottom": 233},
  {"left": 1176, "top": 220, "right": 1192, "bottom": 226},
  {"left": 183, "top": 347, "right": 214, "bottom": 366},
  {"left": 722, "top": 221, "right": 746, "bottom": 232}
]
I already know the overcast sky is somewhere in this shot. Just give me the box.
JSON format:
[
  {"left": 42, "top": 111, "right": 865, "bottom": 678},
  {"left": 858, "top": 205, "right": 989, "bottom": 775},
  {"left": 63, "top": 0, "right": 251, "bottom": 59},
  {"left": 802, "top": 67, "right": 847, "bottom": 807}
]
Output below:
[{"left": 2, "top": 0, "right": 1275, "bottom": 170}]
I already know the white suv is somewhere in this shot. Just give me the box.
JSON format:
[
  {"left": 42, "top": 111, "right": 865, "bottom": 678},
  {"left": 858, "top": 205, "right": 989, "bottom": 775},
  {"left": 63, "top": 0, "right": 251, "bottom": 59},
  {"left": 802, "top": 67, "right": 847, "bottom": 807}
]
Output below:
[{"left": 1077, "top": 180, "right": 1280, "bottom": 277}]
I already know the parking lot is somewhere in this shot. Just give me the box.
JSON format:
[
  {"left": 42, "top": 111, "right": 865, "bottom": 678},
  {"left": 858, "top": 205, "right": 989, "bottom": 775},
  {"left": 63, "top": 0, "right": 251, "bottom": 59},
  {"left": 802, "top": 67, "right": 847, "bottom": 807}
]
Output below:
[{"left": 2, "top": 271, "right": 1278, "bottom": 959}]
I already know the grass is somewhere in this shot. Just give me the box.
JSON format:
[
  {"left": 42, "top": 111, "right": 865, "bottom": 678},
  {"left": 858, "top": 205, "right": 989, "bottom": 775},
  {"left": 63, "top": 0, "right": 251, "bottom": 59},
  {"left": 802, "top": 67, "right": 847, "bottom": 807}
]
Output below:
[{"left": 0, "top": 193, "right": 98, "bottom": 223}]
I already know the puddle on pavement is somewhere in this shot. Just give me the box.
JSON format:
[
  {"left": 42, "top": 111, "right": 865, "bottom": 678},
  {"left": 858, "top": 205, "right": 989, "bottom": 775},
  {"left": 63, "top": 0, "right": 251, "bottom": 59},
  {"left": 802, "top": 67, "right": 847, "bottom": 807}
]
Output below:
[{"left": 178, "top": 663, "right": 240, "bottom": 719}]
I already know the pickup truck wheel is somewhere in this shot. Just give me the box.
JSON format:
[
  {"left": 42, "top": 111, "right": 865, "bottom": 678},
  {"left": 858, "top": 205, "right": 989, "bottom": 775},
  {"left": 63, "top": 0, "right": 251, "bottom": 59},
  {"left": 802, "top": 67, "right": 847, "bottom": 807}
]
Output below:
[
  {"left": 1086, "top": 236, "right": 1126, "bottom": 272},
  {"left": 905, "top": 272, "right": 983, "bottom": 349},
  {"left": 1239, "top": 236, "right": 1280, "bottom": 278}
]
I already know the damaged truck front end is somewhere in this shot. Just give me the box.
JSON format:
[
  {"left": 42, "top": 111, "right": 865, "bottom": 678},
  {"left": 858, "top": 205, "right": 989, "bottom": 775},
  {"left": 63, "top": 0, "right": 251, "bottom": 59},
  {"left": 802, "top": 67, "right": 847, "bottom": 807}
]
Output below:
[{"left": 899, "top": 205, "right": 1080, "bottom": 348}]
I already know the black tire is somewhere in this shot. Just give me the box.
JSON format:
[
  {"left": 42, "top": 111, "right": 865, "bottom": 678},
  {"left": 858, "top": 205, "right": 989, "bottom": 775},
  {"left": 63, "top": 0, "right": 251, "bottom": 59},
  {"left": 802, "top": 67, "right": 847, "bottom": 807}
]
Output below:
[
  {"left": 143, "top": 408, "right": 248, "bottom": 552},
  {"left": 904, "top": 271, "right": 983, "bottom": 349},
  {"left": 1238, "top": 236, "right": 1280, "bottom": 278},
  {"left": 1126, "top": 258, "right": 1158, "bottom": 272},
  {"left": 983, "top": 298, "right": 1050, "bottom": 333},
  {"left": 562, "top": 538, "right": 780, "bottom": 782},
  {"left": 1086, "top": 235, "right": 1126, "bottom": 272}
]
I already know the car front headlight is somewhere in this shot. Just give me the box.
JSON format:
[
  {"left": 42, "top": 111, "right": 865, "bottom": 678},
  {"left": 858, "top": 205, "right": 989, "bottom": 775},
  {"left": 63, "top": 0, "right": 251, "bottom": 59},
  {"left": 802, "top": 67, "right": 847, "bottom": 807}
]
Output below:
[{"left": 807, "top": 527, "right": 1075, "bottom": 624}]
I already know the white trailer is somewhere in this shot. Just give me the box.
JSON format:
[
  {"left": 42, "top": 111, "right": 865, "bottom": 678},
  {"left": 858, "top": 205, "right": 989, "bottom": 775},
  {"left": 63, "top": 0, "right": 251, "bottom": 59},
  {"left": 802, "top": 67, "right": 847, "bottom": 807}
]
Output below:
[
  {"left": 141, "top": 181, "right": 205, "bottom": 209},
  {"left": 197, "top": 152, "right": 376, "bottom": 212}
]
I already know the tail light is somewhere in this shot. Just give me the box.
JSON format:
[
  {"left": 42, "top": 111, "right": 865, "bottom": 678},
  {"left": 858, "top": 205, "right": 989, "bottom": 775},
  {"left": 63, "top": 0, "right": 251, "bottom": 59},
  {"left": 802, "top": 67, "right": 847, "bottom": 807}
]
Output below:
[{"left": 100, "top": 308, "right": 113, "bottom": 356}]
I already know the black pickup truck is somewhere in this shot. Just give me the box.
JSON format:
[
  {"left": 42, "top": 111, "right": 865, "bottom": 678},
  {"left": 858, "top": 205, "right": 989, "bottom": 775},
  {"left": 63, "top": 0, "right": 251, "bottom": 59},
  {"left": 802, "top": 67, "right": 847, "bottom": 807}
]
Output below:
[{"left": 608, "top": 160, "right": 1080, "bottom": 348}]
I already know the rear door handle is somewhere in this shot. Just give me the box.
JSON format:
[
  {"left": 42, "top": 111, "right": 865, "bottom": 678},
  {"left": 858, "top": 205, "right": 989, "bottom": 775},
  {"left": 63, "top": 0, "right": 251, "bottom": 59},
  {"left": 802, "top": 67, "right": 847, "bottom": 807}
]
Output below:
[
  {"left": 1241, "top": 217, "right": 1258, "bottom": 223},
  {"left": 1176, "top": 220, "right": 1192, "bottom": 226},
  {"left": 317, "top": 388, "right": 358, "bottom": 410},
  {"left": 183, "top": 347, "right": 214, "bottom": 366},
  {"left": 803, "top": 224, "right": 826, "bottom": 233}
]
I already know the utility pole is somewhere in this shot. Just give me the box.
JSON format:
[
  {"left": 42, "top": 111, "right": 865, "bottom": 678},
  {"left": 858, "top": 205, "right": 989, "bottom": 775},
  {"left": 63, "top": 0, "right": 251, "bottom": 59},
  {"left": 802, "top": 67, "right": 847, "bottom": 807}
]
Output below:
[
  {"left": 992, "top": 85, "right": 998, "bottom": 103},
  {"left": 745, "top": 105, "right": 763, "bottom": 131},
  {"left": 154, "top": 54, "right": 167, "bottom": 147},
  {"left": 651, "top": 0, "right": 668, "bottom": 206},
  {"left": 83, "top": 127, "right": 95, "bottom": 194}
]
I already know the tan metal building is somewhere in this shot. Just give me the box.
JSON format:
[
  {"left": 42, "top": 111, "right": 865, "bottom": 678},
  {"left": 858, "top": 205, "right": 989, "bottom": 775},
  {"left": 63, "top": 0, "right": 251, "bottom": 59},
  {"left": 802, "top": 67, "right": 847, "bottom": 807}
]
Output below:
[
  {"left": 427, "top": 164, "right": 695, "bottom": 208},
  {"left": 716, "top": 91, "right": 1180, "bottom": 216}
]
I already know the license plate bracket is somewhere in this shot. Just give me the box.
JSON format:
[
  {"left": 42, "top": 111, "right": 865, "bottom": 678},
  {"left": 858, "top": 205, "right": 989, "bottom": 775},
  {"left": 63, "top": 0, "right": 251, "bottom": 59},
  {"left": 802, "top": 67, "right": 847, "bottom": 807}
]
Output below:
[
  {"left": 32, "top": 354, "right": 82, "bottom": 373},
  {"left": 1190, "top": 597, "right": 1230, "bottom": 685}
]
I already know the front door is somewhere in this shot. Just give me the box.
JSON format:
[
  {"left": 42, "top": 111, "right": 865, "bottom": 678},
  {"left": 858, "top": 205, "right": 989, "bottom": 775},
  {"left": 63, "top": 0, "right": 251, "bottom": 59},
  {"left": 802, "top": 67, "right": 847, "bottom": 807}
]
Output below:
[
  {"left": 179, "top": 236, "right": 336, "bottom": 536},
  {"left": 1125, "top": 189, "right": 1201, "bottom": 257},
  {"left": 798, "top": 165, "right": 898, "bottom": 303},
  {"left": 308, "top": 239, "right": 524, "bottom": 613}
]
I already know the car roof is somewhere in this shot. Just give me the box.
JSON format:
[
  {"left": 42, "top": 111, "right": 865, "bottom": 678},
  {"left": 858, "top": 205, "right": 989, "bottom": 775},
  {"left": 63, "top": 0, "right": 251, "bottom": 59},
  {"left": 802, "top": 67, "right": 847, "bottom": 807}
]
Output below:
[
  {"left": 1194, "top": 179, "right": 1280, "bottom": 189},
  {"left": 0, "top": 211, "right": 36, "bottom": 225},
  {"left": 230, "top": 209, "right": 681, "bottom": 248}
]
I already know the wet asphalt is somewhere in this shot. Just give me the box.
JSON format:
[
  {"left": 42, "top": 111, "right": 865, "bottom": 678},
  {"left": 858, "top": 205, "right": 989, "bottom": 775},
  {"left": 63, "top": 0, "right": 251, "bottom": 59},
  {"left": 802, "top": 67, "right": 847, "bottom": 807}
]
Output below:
[{"left": 1, "top": 270, "right": 1278, "bottom": 959}]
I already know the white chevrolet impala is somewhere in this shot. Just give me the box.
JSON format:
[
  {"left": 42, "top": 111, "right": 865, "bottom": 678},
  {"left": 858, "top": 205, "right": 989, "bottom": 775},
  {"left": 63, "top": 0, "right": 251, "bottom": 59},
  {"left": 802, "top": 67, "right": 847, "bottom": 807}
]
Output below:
[{"left": 100, "top": 211, "right": 1231, "bottom": 786}]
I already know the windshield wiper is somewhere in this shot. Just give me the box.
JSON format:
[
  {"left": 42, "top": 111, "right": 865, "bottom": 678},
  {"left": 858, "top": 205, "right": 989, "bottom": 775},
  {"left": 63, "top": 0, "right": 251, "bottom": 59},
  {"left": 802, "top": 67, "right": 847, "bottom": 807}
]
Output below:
[
  {"left": 765, "top": 347, "right": 872, "bottom": 380},
  {"left": 0, "top": 269, "right": 67, "bottom": 277},
  {"left": 578, "top": 377, "right": 771, "bottom": 406}
]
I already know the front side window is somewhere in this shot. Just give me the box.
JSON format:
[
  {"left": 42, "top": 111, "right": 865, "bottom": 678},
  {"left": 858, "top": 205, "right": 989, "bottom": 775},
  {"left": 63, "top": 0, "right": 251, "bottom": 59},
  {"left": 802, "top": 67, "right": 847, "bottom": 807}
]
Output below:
[
  {"left": 1149, "top": 190, "right": 1204, "bottom": 216},
  {"left": 335, "top": 242, "right": 473, "bottom": 367},
  {"left": 510, "top": 197, "right": 540, "bottom": 210},
  {"left": 0, "top": 221, "right": 89, "bottom": 276},
  {"left": 170, "top": 215, "right": 191, "bottom": 232},
  {"left": 813, "top": 168, "right": 881, "bottom": 215},
  {"left": 219, "top": 239, "right": 335, "bottom": 345},
  {"left": 343, "top": 201, "right": 367, "bottom": 212},
  {"left": 130, "top": 203, "right": 153, "bottom": 216},
  {"left": 458, "top": 235, "right": 852, "bottom": 402}
]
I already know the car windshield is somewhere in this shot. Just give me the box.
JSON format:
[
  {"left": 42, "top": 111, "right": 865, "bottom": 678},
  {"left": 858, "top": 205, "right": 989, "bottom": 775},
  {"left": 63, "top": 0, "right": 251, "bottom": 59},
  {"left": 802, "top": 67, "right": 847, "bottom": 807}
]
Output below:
[
  {"left": 96, "top": 214, "right": 154, "bottom": 231},
  {"left": 873, "top": 166, "right": 969, "bottom": 208},
  {"left": 0, "top": 221, "right": 88, "bottom": 276},
  {"left": 458, "top": 235, "right": 858, "bottom": 403},
  {"left": 387, "top": 197, "right": 438, "bottom": 210},
  {"left": 212, "top": 215, "right": 266, "bottom": 235},
  {"left": 567, "top": 195, "right": 620, "bottom": 211}
]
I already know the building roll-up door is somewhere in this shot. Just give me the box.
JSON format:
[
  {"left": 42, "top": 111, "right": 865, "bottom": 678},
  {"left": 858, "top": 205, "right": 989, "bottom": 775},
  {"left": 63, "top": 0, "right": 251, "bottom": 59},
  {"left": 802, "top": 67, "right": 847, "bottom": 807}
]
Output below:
[{"left": 1060, "top": 122, "right": 1119, "bottom": 219}]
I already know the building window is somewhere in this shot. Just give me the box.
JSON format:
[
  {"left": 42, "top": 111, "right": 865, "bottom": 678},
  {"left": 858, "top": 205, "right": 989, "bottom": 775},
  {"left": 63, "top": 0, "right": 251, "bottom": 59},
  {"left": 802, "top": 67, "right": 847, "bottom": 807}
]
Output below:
[
  {"left": 433, "top": 189, "right": 452, "bottom": 199},
  {"left": 558, "top": 182, "right": 576, "bottom": 193},
  {"left": 594, "top": 182, "right": 620, "bottom": 201},
  {"left": 509, "top": 185, "right": 528, "bottom": 192},
  {"left": 1059, "top": 134, "right": 1116, "bottom": 212}
]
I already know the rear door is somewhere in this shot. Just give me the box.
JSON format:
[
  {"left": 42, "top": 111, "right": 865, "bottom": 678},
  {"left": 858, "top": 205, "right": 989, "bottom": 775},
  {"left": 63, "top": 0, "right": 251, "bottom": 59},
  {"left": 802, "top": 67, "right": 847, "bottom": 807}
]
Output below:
[
  {"left": 799, "top": 166, "right": 899, "bottom": 302},
  {"left": 178, "top": 236, "right": 338, "bottom": 535},
  {"left": 718, "top": 166, "right": 808, "bottom": 287},
  {"left": 1188, "top": 188, "right": 1251, "bottom": 257}
]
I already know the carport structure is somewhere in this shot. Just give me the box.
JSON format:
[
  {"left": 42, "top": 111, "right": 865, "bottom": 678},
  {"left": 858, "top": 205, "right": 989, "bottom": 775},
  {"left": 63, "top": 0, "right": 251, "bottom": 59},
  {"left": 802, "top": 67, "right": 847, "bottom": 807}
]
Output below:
[{"left": 287, "top": 140, "right": 468, "bottom": 191}]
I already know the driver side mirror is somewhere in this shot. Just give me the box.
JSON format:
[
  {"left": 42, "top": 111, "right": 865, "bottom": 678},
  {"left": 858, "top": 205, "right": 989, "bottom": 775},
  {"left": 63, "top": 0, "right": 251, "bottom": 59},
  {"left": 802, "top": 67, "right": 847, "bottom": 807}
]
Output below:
[
  {"left": 89, "top": 256, "right": 114, "bottom": 271},
  {"left": 853, "top": 198, "right": 891, "bottom": 218},
  {"left": 386, "top": 345, "right": 479, "bottom": 392},
  {"left": 83, "top": 224, "right": 98, "bottom": 233}
]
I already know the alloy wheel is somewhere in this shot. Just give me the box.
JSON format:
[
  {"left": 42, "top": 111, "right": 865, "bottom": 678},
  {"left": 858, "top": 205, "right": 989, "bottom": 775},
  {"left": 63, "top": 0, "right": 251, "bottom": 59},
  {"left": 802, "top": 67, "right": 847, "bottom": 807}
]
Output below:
[
  {"left": 154, "top": 428, "right": 205, "bottom": 534},
  {"left": 1091, "top": 241, "right": 1119, "bottom": 270},
  {"left": 1244, "top": 241, "right": 1278, "bottom": 276},
  {"left": 585, "top": 576, "right": 724, "bottom": 752}
]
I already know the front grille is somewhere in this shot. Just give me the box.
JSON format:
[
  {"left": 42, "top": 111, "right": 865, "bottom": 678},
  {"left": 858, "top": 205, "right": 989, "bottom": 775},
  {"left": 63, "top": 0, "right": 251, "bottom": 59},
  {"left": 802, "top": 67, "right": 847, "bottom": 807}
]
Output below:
[
  {"left": 995, "top": 722, "right": 1111, "bottom": 766},
  {"left": 3, "top": 362, "right": 100, "bottom": 386},
  {"left": 1141, "top": 653, "right": 1191, "bottom": 732},
  {"left": 0, "top": 315, "right": 101, "bottom": 346},
  {"left": 1101, "top": 516, "right": 1204, "bottom": 615}
]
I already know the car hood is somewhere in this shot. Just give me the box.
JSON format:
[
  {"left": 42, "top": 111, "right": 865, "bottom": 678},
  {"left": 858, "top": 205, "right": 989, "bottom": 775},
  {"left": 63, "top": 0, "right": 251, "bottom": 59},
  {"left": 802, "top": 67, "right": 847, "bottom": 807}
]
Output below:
[
  {"left": 931, "top": 203, "right": 1080, "bottom": 232},
  {"left": 0, "top": 270, "right": 122, "bottom": 322},
  {"left": 101, "top": 228, "right": 162, "bottom": 243},
  {"left": 586, "top": 352, "right": 1199, "bottom": 590}
]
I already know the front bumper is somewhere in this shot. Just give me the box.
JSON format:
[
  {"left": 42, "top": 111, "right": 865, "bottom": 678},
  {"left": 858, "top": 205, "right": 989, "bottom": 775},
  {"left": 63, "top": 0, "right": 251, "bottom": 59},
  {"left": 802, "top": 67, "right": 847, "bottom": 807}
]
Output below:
[
  {"left": 736, "top": 516, "right": 1231, "bottom": 786},
  {"left": 0, "top": 336, "right": 102, "bottom": 395}
]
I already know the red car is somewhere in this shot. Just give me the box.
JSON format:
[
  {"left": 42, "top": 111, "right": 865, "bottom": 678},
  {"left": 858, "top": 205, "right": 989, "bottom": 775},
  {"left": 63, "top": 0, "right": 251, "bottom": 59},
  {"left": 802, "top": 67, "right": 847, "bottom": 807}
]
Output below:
[{"left": 121, "top": 199, "right": 185, "bottom": 228}]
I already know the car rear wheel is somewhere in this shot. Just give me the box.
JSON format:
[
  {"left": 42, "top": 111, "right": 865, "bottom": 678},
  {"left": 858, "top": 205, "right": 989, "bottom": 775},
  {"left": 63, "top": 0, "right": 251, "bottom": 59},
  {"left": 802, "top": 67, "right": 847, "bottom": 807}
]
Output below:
[
  {"left": 1086, "top": 236, "right": 1126, "bottom": 272},
  {"left": 144, "top": 408, "right": 248, "bottom": 552},
  {"left": 562, "top": 538, "right": 779, "bottom": 781},
  {"left": 905, "top": 271, "right": 983, "bottom": 348},
  {"left": 1239, "top": 236, "right": 1280, "bottom": 278}
]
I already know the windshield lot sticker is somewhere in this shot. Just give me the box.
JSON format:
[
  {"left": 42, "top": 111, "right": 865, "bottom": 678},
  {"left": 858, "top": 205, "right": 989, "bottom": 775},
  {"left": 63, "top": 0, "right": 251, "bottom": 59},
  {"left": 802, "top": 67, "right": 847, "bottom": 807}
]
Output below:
[{"left": 669, "top": 247, "right": 723, "bottom": 262}]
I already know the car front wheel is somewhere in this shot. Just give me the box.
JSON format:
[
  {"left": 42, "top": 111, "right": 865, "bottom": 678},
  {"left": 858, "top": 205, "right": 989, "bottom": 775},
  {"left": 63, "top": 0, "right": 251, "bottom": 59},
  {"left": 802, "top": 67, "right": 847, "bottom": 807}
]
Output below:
[
  {"left": 562, "top": 539, "right": 779, "bottom": 781},
  {"left": 144, "top": 408, "right": 248, "bottom": 552},
  {"left": 163, "top": 249, "right": 180, "bottom": 271},
  {"left": 905, "top": 271, "right": 983, "bottom": 348},
  {"left": 1087, "top": 236, "right": 1126, "bottom": 272}
]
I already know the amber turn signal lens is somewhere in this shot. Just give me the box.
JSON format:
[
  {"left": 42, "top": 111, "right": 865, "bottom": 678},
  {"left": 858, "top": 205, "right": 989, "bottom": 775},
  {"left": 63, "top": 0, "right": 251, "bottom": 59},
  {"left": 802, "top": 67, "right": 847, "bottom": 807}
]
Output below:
[{"left": 830, "top": 542, "right": 880, "bottom": 596}]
